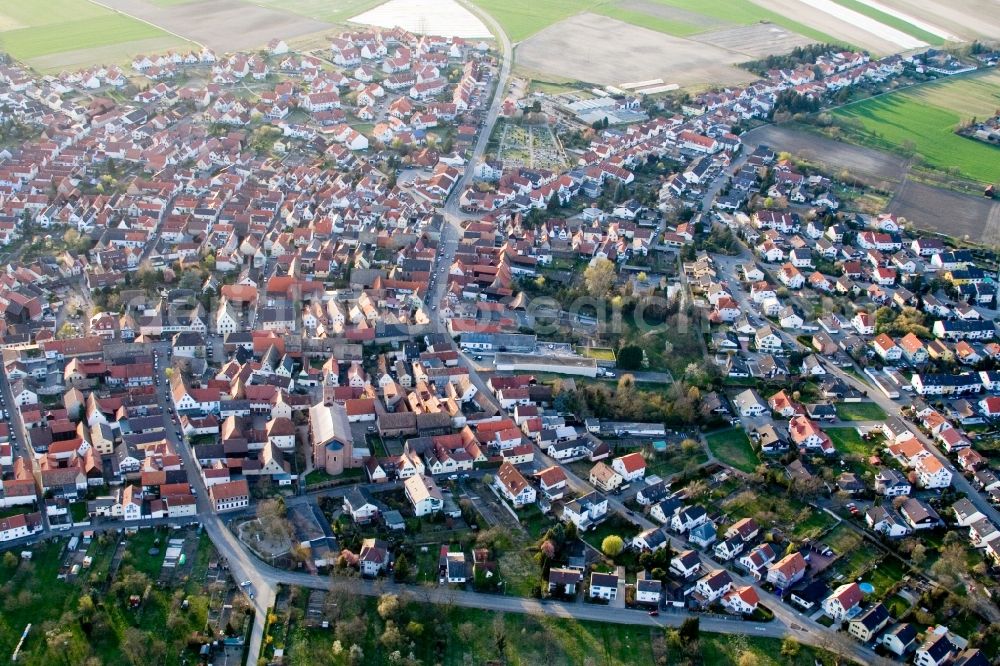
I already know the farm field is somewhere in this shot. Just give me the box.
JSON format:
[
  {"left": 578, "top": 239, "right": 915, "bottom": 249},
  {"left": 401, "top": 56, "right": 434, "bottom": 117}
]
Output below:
[
  {"left": 830, "top": 0, "right": 945, "bottom": 45},
  {"left": 100, "top": 0, "right": 332, "bottom": 53},
  {"left": 832, "top": 70, "right": 1000, "bottom": 185},
  {"left": 465, "top": 0, "right": 960, "bottom": 87},
  {"left": 351, "top": 0, "right": 491, "bottom": 38},
  {"left": 470, "top": 0, "right": 600, "bottom": 41},
  {"left": 516, "top": 13, "right": 757, "bottom": 89},
  {"left": 0, "top": 0, "right": 189, "bottom": 69},
  {"left": 875, "top": 0, "right": 1000, "bottom": 42},
  {"left": 746, "top": 0, "right": 919, "bottom": 54},
  {"left": 705, "top": 427, "right": 758, "bottom": 473},
  {"left": 741, "top": 123, "right": 1000, "bottom": 240},
  {"left": 472, "top": 0, "right": 840, "bottom": 44},
  {"left": 250, "top": 0, "right": 386, "bottom": 24},
  {"left": 888, "top": 178, "right": 1000, "bottom": 245}
]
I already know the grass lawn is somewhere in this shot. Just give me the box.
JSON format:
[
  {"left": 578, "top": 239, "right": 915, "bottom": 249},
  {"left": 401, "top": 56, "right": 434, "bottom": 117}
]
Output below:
[
  {"left": 867, "top": 556, "right": 907, "bottom": 598},
  {"left": 518, "top": 503, "right": 556, "bottom": 540},
  {"left": 792, "top": 510, "right": 837, "bottom": 540},
  {"left": 829, "top": 0, "right": 944, "bottom": 45},
  {"left": 646, "top": 447, "right": 709, "bottom": 479},
  {"left": 70, "top": 501, "right": 88, "bottom": 522},
  {"left": 705, "top": 427, "right": 758, "bottom": 473},
  {"left": 886, "top": 593, "right": 910, "bottom": 618},
  {"left": 826, "top": 427, "right": 875, "bottom": 458},
  {"left": 0, "top": 0, "right": 189, "bottom": 64},
  {"left": 582, "top": 515, "right": 640, "bottom": 554},
  {"left": 823, "top": 524, "right": 863, "bottom": 555},
  {"left": 835, "top": 402, "right": 887, "bottom": 421},
  {"left": 832, "top": 69, "right": 1000, "bottom": 184}
]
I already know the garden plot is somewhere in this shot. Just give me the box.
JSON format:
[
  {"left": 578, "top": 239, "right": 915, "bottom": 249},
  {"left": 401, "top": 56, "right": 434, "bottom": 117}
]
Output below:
[{"left": 496, "top": 121, "right": 567, "bottom": 170}]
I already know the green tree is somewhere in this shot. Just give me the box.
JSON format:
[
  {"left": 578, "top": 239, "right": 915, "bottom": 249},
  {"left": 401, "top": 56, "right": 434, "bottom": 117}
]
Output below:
[
  {"left": 393, "top": 553, "right": 410, "bottom": 582},
  {"left": 679, "top": 617, "right": 700, "bottom": 643},
  {"left": 584, "top": 259, "right": 616, "bottom": 299},
  {"left": 601, "top": 535, "right": 624, "bottom": 557},
  {"left": 617, "top": 345, "right": 643, "bottom": 370}
]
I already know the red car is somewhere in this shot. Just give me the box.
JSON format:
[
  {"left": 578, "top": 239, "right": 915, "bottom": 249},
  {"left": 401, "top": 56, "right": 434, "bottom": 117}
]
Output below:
[{"left": 648, "top": 610, "right": 659, "bottom": 617}]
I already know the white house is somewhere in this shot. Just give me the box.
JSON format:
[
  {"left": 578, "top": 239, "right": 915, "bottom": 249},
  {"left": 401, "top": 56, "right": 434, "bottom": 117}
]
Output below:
[
  {"left": 404, "top": 474, "right": 443, "bottom": 516},
  {"left": 493, "top": 462, "right": 537, "bottom": 507},
  {"left": 589, "top": 572, "right": 618, "bottom": 600},
  {"left": 611, "top": 452, "right": 646, "bottom": 482},
  {"left": 822, "top": 582, "right": 863, "bottom": 622}
]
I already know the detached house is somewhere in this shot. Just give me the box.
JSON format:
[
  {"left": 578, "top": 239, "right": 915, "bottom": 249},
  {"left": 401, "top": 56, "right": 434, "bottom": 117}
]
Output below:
[
  {"left": 766, "top": 551, "right": 806, "bottom": 590},
  {"left": 493, "top": 461, "right": 536, "bottom": 507},
  {"left": 822, "top": 582, "right": 863, "bottom": 622},
  {"left": 611, "top": 452, "right": 646, "bottom": 482},
  {"left": 589, "top": 572, "right": 619, "bottom": 601}
]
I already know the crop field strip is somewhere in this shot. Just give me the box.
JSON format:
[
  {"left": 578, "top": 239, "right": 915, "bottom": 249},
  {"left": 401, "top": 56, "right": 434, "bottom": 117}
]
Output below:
[{"left": 0, "top": 0, "right": 192, "bottom": 70}]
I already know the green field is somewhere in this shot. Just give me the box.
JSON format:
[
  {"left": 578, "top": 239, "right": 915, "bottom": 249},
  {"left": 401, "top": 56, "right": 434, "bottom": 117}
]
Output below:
[
  {"left": 835, "top": 402, "right": 887, "bottom": 421},
  {"left": 251, "top": 0, "right": 386, "bottom": 23},
  {"left": 826, "top": 427, "right": 874, "bottom": 458},
  {"left": 832, "top": 70, "right": 1000, "bottom": 184},
  {"left": 472, "top": 0, "right": 843, "bottom": 43},
  {"left": 0, "top": 0, "right": 189, "bottom": 68},
  {"left": 633, "top": 0, "right": 841, "bottom": 43},
  {"left": 705, "top": 427, "right": 759, "bottom": 473},
  {"left": 830, "top": 0, "right": 944, "bottom": 45},
  {"left": 470, "top": 0, "right": 599, "bottom": 41}
]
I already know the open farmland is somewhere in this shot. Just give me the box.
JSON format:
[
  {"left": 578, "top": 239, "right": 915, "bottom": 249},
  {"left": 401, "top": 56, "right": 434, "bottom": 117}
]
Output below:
[
  {"left": 690, "top": 23, "right": 816, "bottom": 59},
  {"left": 742, "top": 124, "right": 908, "bottom": 186},
  {"left": 875, "top": 0, "right": 1000, "bottom": 42},
  {"left": 0, "top": 0, "right": 190, "bottom": 68},
  {"left": 516, "top": 13, "right": 758, "bottom": 89},
  {"left": 832, "top": 70, "right": 1000, "bottom": 185},
  {"left": 470, "top": 0, "right": 600, "bottom": 41},
  {"left": 889, "top": 179, "right": 1000, "bottom": 244},
  {"left": 830, "top": 0, "right": 948, "bottom": 45},
  {"left": 99, "top": 0, "right": 332, "bottom": 53},
  {"left": 741, "top": 123, "right": 1000, "bottom": 240},
  {"left": 351, "top": 0, "right": 491, "bottom": 38},
  {"left": 472, "top": 0, "right": 840, "bottom": 44},
  {"left": 250, "top": 0, "right": 386, "bottom": 24},
  {"left": 747, "top": 0, "right": 913, "bottom": 54}
]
